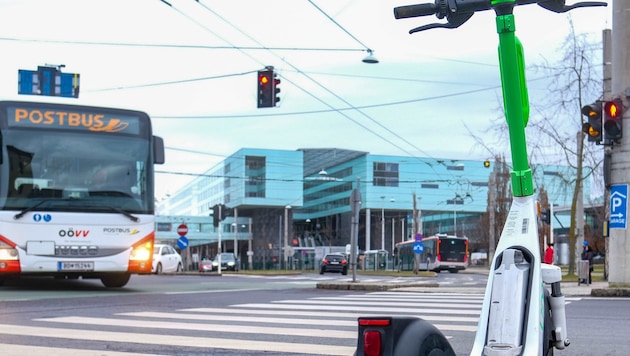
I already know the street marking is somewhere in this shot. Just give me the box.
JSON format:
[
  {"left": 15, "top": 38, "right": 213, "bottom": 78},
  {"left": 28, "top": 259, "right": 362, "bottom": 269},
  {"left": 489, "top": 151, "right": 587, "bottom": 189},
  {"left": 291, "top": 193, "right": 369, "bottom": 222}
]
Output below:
[
  {"left": 272, "top": 299, "right": 482, "bottom": 309},
  {"left": 0, "top": 291, "right": 490, "bottom": 355},
  {"left": 35, "top": 316, "right": 356, "bottom": 339},
  {"left": 180, "top": 307, "right": 479, "bottom": 323},
  {"left": 0, "top": 324, "right": 355, "bottom": 356},
  {"left": 232, "top": 302, "right": 481, "bottom": 315},
  {"left": 0, "top": 343, "right": 159, "bottom": 356}
]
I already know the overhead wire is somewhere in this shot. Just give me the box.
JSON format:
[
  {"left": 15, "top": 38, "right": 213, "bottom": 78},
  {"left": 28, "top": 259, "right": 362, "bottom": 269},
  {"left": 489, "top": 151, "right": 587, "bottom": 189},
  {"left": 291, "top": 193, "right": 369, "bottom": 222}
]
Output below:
[
  {"left": 307, "top": 0, "right": 374, "bottom": 53},
  {"left": 187, "top": 0, "right": 430, "bottom": 160},
  {"left": 157, "top": 0, "right": 487, "bottom": 196},
  {"left": 148, "top": 1, "right": 478, "bottom": 199}
]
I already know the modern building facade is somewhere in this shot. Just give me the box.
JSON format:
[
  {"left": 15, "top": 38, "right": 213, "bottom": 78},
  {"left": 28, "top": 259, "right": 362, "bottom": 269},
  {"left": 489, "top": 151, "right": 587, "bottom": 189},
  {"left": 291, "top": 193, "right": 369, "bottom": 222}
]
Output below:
[{"left": 156, "top": 147, "right": 583, "bottom": 270}]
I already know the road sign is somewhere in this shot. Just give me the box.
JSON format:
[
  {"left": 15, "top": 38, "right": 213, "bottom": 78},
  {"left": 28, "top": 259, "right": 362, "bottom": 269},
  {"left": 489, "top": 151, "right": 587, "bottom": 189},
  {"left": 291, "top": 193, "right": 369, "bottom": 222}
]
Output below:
[
  {"left": 284, "top": 246, "right": 294, "bottom": 258},
  {"left": 177, "top": 236, "right": 189, "bottom": 249},
  {"left": 413, "top": 241, "right": 424, "bottom": 254},
  {"left": 414, "top": 233, "right": 423, "bottom": 241},
  {"left": 610, "top": 184, "right": 628, "bottom": 229},
  {"left": 177, "top": 224, "right": 188, "bottom": 236}
]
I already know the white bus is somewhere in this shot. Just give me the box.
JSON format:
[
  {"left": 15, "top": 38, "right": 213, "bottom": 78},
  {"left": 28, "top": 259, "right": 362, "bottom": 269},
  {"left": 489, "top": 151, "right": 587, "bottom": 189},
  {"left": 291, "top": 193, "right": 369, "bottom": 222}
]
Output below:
[
  {"left": 395, "top": 234, "right": 469, "bottom": 273},
  {"left": 0, "top": 100, "right": 164, "bottom": 287}
]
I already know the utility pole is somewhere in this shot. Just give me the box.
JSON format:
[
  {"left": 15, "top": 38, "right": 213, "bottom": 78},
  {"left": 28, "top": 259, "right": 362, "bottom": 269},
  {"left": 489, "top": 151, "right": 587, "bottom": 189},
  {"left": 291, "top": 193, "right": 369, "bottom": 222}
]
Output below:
[
  {"left": 488, "top": 172, "right": 496, "bottom": 265},
  {"left": 608, "top": 0, "right": 630, "bottom": 284},
  {"left": 351, "top": 177, "right": 361, "bottom": 282},
  {"left": 603, "top": 28, "right": 612, "bottom": 280}
]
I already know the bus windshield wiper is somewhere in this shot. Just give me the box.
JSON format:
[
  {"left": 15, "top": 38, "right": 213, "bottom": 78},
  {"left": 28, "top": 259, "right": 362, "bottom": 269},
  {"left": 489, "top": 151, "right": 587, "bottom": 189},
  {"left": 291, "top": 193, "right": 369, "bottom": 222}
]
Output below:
[
  {"left": 105, "top": 205, "right": 139, "bottom": 222},
  {"left": 13, "top": 199, "right": 53, "bottom": 220}
]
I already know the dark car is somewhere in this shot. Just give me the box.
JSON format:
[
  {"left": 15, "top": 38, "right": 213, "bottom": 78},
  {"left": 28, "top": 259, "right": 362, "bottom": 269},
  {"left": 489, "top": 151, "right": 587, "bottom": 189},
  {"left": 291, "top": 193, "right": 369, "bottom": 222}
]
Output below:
[
  {"left": 320, "top": 253, "right": 348, "bottom": 275},
  {"left": 212, "top": 253, "right": 239, "bottom": 271}
]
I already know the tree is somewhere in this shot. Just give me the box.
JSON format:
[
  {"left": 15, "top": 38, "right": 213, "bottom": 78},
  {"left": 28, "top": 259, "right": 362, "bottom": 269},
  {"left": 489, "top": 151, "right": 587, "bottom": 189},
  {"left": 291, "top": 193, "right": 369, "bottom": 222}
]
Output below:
[
  {"left": 470, "top": 21, "right": 604, "bottom": 275},
  {"left": 477, "top": 155, "right": 512, "bottom": 264}
]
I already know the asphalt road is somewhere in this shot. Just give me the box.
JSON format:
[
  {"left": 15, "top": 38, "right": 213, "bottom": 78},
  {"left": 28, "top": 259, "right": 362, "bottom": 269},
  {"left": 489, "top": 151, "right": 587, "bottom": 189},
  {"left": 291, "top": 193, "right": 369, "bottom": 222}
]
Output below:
[{"left": 0, "top": 273, "right": 628, "bottom": 355}]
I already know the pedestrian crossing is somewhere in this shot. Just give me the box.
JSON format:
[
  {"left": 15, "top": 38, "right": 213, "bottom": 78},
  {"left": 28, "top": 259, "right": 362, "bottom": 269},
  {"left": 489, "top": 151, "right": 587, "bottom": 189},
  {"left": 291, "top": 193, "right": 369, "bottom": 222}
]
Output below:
[{"left": 0, "top": 291, "right": 484, "bottom": 355}]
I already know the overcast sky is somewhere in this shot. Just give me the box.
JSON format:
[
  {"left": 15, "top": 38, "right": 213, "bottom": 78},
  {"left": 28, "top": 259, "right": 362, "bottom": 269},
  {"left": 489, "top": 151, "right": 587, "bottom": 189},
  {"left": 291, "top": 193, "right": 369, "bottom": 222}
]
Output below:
[{"left": 0, "top": 0, "right": 612, "bottom": 199}]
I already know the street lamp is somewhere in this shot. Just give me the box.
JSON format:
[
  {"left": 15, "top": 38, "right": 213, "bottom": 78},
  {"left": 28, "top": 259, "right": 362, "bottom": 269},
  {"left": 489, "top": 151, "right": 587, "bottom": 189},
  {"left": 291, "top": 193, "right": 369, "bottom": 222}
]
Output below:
[{"left": 284, "top": 205, "right": 291, "bottom": 270}]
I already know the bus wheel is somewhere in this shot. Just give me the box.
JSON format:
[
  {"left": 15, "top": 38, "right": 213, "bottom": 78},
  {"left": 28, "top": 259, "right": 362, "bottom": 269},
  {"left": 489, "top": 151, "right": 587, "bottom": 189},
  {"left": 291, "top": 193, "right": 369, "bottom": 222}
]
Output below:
[{"left": 101, "top": 274, "right": 131, "bottom": 288}]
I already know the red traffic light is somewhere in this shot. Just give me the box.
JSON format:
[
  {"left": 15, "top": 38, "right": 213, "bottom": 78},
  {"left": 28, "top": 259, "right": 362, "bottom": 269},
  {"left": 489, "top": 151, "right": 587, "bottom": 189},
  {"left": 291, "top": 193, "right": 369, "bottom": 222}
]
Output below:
[
  {"left": 257, "top": 69, "right": 274, "bottom": 108},
  {"left": 259, "top": 74, "right": 270, "bottom": 85},
  {"left": 603, "top": 98, "right": 623, "bottom": 142},
  {"left": 605, "top": 100, "right": 621, "bottom": 119}
]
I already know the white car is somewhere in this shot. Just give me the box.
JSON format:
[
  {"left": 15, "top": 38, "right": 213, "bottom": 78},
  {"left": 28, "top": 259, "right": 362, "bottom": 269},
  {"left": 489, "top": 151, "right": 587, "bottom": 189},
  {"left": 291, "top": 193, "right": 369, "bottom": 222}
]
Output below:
[{"left": 152, "top": 244, "right": 183, "bottom": 274}]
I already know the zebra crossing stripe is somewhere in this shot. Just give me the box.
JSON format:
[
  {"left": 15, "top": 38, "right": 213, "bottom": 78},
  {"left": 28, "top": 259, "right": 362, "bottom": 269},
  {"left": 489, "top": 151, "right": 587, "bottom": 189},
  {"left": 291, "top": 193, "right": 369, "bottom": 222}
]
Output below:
[
  {"left": 0, "top": 324, "right": 355, "bottom": 355},
  {"left": 271, "top": 299, "right": 482, "bottom": 309},
  {"left": 34, "top": 316, "right": 356, "bottom": 339},
  {"left": 231, "top": 302, "right": 481, "bottom": 315},
  {"left": 0, "top": 342, "right": 159, "bottom": 356},
  {"left": 120, "top": 311, "right": 358, "bottom": 326},
  {"left": 179, "top": 307, "right": 479, "bottom": 323}
]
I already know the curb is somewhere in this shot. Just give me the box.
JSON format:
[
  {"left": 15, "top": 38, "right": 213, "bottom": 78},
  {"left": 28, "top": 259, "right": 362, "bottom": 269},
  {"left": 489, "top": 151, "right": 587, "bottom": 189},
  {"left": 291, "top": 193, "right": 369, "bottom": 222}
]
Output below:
[
  {"left": 591, "top": 288, "right": 630, "bottom": 297},
  {"left": 316, "top": 282, "right": 440, "bottom": 291}
]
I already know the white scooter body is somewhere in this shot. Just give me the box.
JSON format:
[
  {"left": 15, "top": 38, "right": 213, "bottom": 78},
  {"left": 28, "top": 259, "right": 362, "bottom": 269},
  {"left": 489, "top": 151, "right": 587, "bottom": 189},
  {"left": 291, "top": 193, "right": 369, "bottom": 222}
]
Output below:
[{"left": 471, "top": 195, "right": 544, "bottom": 356}]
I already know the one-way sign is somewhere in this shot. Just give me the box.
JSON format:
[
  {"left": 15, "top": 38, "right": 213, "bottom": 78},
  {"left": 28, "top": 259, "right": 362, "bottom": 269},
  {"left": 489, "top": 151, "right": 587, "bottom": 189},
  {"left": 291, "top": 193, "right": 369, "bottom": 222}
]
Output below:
[{"left": 610, "top": 184, "right": 628, "bottom": 229}]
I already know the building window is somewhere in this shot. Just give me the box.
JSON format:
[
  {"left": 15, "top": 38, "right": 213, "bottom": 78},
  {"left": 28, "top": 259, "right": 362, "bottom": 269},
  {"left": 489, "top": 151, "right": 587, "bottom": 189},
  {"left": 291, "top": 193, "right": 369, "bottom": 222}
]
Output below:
[
  {"left": 373, "top": 162, "right": 399, "bottom": 187},
  {"left": 246, "top": 156, "right": 266, "bottom": 198}
]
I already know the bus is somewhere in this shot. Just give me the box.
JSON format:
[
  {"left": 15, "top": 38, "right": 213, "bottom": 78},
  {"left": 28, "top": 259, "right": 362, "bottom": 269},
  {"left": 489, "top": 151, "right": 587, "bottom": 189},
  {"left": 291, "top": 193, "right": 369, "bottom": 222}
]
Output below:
[
  {"left": 395, "top": 234, "right": 469, "bottom": 273},
  {"left": 0, "top": 100, "right": 164, "bottom": 288}
]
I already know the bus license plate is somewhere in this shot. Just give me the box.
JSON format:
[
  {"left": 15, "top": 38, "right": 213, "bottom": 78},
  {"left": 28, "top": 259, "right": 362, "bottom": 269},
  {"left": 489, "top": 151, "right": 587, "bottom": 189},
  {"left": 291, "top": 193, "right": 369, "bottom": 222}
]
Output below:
[{"left": 58, "top": 262, "right": 94, "bottom": 271}]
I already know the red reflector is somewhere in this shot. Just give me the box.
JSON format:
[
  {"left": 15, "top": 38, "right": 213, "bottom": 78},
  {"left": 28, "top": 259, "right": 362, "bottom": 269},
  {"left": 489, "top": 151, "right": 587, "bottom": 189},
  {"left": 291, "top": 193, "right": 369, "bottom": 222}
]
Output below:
[
  {"left": 363, "top": 330, "right": 382, "bottom": 356},
  {"left": 359, "top": 319, "right": 391, "bottom": 326}
]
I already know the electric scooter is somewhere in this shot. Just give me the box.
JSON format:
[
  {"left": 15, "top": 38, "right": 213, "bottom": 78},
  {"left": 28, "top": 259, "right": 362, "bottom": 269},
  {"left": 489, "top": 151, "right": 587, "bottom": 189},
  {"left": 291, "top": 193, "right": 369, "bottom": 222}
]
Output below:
[{"left": 354, "top": 1, "right": 607, "bottom": 355}]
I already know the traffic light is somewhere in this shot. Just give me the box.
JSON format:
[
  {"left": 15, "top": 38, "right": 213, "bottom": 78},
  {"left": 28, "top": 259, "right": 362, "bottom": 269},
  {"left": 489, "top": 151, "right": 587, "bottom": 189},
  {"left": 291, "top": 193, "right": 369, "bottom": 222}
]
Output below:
[
  {"left": 603, "top": 98, "right": 623, "bottom": 143},
  {"left": 212, "top": 204, "right": 220, "bottom": 227},
  {"left": 581, "top": 101, "right": 602, "bottom": 143},
  {"left": 257, "top": 69, "right": 273, "bottom": 108},
  {"left": 273, "top": 72, "right": 281, "bottom": 106},
  {"left": 541, "top": 209, "right": 551, "bottom": 225},
  {"left": 257, "top": 67, "right": 281, "bottom": 108}
]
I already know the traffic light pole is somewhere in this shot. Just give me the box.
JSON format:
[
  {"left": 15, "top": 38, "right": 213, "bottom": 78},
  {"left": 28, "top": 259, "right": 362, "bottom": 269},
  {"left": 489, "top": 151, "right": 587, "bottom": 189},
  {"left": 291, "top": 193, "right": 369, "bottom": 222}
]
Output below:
[{"left": 607, "top": 0, "right": 630, "bottom": 284}]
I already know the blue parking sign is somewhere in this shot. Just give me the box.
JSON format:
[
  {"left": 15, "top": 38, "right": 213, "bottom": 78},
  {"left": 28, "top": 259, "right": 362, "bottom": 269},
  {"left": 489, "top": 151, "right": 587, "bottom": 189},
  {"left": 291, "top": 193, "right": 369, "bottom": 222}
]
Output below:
[
  {"left": 413, "top": 241, "right": 424, "bottom": 254},
  {"left": 610, "top": 184, "right": 628, "bottom": 229}
]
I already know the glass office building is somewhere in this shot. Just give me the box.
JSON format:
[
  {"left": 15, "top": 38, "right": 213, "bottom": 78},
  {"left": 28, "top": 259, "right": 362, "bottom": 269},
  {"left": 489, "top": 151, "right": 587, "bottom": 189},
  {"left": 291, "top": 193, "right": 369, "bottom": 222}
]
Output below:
[{"left": 156, "top": 147, "right": 583, "bottom": 270}]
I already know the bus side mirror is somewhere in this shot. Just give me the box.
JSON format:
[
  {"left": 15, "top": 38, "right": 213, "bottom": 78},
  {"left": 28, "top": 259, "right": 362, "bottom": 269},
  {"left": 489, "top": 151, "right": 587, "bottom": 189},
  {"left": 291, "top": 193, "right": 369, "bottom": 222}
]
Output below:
[{"left": 153, "top": 136, "right": 165, "bottom": 164}]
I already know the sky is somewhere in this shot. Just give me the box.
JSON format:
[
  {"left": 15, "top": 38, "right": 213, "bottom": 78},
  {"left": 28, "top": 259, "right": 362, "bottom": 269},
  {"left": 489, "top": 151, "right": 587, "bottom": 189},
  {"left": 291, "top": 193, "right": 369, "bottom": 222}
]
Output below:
[{"left": 0, "top": 0, "right": 612, "bottom": 199}]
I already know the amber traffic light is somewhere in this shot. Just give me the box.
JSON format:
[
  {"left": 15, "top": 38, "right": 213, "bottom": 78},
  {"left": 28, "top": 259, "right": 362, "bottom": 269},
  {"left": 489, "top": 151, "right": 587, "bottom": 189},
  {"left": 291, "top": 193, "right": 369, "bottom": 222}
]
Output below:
[{"left": 581, "top": 101, "right": 602, "bottom": 143}]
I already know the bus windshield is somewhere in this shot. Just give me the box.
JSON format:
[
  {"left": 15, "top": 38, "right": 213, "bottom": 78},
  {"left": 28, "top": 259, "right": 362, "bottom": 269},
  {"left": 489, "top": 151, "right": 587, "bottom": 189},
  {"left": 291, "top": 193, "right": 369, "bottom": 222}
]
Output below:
[{"left": 1, "top": 128, "right": 153, "bottom": 214}]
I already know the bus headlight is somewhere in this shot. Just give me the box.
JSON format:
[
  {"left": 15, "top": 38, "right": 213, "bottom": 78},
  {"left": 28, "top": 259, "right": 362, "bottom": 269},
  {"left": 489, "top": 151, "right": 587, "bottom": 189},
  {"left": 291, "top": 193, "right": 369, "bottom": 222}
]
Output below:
[{"left": 130, "top": 242, "right": 152, "bottom": 261}]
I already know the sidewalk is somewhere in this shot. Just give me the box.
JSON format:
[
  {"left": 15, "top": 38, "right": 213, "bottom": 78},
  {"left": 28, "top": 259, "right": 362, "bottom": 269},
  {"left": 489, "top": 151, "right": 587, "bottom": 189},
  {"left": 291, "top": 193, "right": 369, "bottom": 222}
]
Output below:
[{"left": 316, "top": 267, "right": 628, "bottom": 297}]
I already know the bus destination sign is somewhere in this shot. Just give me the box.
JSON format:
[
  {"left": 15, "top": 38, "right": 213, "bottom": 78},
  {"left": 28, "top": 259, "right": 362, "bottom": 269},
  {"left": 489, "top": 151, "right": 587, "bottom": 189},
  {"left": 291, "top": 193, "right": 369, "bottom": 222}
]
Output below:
[{"left": 6, "top": 105, "right": 142, "bottom": 135}]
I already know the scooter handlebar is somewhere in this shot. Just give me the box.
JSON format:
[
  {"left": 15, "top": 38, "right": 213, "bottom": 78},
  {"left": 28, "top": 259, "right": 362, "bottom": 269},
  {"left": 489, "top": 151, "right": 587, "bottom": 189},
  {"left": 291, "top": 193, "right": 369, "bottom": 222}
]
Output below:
[{"left": 393, "top": 3, "right": 437, "bottom": 19}]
